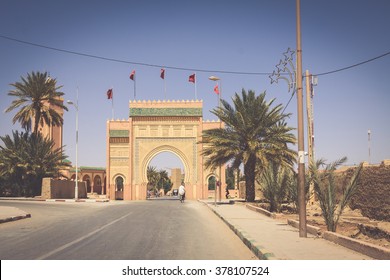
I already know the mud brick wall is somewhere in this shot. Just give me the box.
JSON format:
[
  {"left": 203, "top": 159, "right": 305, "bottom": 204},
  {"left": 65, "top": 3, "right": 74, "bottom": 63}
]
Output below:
[
  {"left": 41, "top": 178, "right": 87, "bottom": 199},
  {"left": 345, "top": 163, "right": 390, "bottom": 222}
]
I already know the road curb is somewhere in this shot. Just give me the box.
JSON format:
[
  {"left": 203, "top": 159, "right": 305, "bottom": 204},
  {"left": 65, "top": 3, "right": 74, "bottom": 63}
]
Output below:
[
  {"left": 45, "top": 199, "right": 109, "bottom": 203},
  {"left": 0, "top": 197, "right": 109, "bottom": 203},
  {"left": 200, "top": 200, "right": 277, "bottom": 260},
  {"left": 322, "top": 231, "right": 390, "bottom": 260},
  {"left": 0, "top": 212, "right": 31, "bottom": 224}
]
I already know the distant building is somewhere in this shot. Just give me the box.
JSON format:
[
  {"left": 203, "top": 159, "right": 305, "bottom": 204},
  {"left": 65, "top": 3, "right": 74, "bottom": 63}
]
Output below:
[
  {"left": 36, "top": 98, "right": 64, "bottom": 153},
  {"left": 170, "top": 168, "right": 183, "bottom": 190}
]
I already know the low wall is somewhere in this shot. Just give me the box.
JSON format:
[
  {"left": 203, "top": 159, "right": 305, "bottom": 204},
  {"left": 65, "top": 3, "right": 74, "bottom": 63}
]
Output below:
[{"left": 41, "top": 178, "right": 87, "bottom": 199}]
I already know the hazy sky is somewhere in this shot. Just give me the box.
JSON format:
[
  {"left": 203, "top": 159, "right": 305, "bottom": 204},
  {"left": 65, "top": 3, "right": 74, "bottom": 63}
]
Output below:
[{"left": 1, "top": 0, "right": 389, "bottom": 170}]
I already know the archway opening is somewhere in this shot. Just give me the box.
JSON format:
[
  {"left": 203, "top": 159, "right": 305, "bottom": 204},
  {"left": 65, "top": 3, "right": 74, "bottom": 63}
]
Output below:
[
  {"left": 83, "top": 175, "right": 91, "bottom": 193},
  {"left": 148, "top": 151, "right": 184, "bottom": 197},
  {"left": 94, "top": 175, "right": 102, "bottom": 194},
  {"left": 115, "top": 176, "right": 124, "bottom": 200},
  {"left": 208, "top": 175, "right": 217, "bottom": 198}
]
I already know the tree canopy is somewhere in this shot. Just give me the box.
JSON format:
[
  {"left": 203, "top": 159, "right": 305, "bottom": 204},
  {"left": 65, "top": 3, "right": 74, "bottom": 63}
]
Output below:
[
  {"left": 5, "top": 71, "right": 67, "bottom": 133},
  {"left": 201, "top": 89, "right": 296, "bottom": 202},
  {"left": 0, "top": 131, "right": 70, "bottom": 196}
]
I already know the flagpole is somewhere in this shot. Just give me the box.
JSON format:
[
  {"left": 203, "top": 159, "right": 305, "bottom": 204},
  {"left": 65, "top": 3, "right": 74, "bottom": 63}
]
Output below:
[
  {"left": 134, "top": 75, "right": 136, "bottom": 100},
  {"left": 195, "top": 72, "right": 197, "bottom": 100},
  {"left": 164, "top": 78, "right": 166, "bottom": 100},
  {"left": 111, "top": 87, "right": 114, "bottom": 119},
  {"left": 219, "top": 81, "right": 221, "bottom": 106}
]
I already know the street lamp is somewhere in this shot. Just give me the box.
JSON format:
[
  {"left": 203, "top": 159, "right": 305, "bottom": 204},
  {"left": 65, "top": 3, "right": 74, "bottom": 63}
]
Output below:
[
  {"left": 368, "top": 129, "right": 371, "bottom": 164},
  {"left": 267, "top": 0, "right": 307, "bottom": 238},
  {"left": 67, "top": 89, "right": 79, "bottom": 200},
  {"left": 208, "top": 75, "right": 222, "bottom": 205}
]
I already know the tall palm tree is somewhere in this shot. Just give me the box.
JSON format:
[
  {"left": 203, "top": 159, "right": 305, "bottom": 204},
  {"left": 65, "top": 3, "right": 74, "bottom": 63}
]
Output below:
[
  {"left": 5, "top": 71, "right": 68, "bottom": 134},
  {"left": 201, "top": 89, "right": 296, "bottom": 202}
]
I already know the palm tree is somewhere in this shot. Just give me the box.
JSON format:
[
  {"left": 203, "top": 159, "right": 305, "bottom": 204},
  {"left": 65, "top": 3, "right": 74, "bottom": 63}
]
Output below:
[
  {"left": 157, "top": 169, "right": 171, "bottom": 195},
  {"left": 5, "top": 71, "right": 68, "bottom": 134},
  {"left": 258, "top": 162, "right": 294, "bottom": 212},
  {"left": 147, "top": 166, "right": 160, "bottom": 192},
  {"left": 0, "top": 131, "right": 70, "bottom": 196},
  {"left": 201, "top": 89, "right": 296, "bottom": 202},
  {"left": 309, "top": 157, "right": 363, "bottom": 232}
]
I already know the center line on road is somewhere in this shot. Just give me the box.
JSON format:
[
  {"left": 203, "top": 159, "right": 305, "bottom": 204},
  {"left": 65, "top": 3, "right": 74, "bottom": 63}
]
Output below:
[{"left": 36, "top": 212, "right": 132, "bottom": 260}]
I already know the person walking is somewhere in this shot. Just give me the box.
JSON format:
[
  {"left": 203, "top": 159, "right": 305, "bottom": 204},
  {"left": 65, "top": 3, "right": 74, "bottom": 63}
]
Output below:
[{"left": 178, "top": 182, "right": 186, "bottom": 203}]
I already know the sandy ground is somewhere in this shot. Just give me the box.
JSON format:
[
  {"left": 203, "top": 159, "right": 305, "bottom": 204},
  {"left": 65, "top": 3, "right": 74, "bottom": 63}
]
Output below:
[{"left": 280, "top": 203, "right": 390, "bottom": 249}]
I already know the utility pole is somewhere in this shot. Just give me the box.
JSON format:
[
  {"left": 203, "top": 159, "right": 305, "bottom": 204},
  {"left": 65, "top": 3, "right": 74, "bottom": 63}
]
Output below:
[
  {"left": 305, "top": 70, "right": 314, "bottom": 168},
  {"left": 296, "top": 0, "right": 307, "bottom": 237},
  {"left": 368, "top": 129, "right": 371, "bottom": 164},
  {"left": 305, "top": 70, "right": 315, "bottom": 204}
]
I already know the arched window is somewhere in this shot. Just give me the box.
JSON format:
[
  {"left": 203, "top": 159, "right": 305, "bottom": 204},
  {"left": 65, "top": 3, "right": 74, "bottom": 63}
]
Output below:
[
  {"left": 94, "top": 176, "right": 102, "bottom": 187},
  {"left": 115, "top": 176, "right": 124, "bottom": 191},
  {"left": 83, "top": 175, "right": 91, "bottom": 193},
  {"left": 208, "top": 176, "right": 216, "bottom": 190}
]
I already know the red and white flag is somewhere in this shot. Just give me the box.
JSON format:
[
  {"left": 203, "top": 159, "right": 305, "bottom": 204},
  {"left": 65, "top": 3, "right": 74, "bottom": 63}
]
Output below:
[
  {"left": 189, "top": 73, "right": 195, "bottom": 83},
  {"left": 160, "top": 68, "right": 165, "bottom": 79},
  {"left": 129, "top": 70, "right": 135, "bottom": 81},
  {"left": 214, "top": 84, "right": 220, "bottom": 95},
  {"left": 107, "top": 88, "right": 113, "bottom": 99}
]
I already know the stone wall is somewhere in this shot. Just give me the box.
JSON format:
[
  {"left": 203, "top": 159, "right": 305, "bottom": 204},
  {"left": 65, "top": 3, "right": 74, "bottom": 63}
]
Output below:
[
  {"left": 348, "top": 161, "right": 390, "bottom": 222},
  {"left": 41, "top": 178, "right": 87, "bottom": 199}
]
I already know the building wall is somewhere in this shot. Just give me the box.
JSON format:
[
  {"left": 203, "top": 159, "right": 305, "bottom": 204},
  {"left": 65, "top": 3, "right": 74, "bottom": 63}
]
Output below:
[
  {"left": 106, "top": 119, "right": 132, "bottom": 200},
  {"left": 37, "top": 98, "right": 64, "bottom": 151},
  {"left": 41, "top": 178, "right": 87, "bottom": 199},
  {"left": 171, "top": 168, "right": 182, "bottom": 190}
]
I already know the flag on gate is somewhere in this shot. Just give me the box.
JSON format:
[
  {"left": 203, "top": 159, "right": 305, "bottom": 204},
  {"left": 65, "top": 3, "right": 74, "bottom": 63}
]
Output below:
[
  {"left": 160, "top": 68, "right": 165, "bottom": 79},
  {"left": 189, "top": 73, "right": 195, "bottom": 83},
  {"left": 107, "top": 88, "right": 113, "bottom": 99},
  {"left": 129, "top": 70, "right": 135, "bottom": 80},
  {"left": 214, "top": 84, "right": 220, "bottom": 95}
]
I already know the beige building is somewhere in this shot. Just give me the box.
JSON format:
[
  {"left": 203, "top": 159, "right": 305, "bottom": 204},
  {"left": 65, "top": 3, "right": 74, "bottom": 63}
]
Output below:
[
  {"left": 37, "top": 98, "right": 64, "bottom": 152},
  {"left": 170, "top": 168, "right": 183, "bottom": 190},
  {"left": 106, "top": 100, "right": 225, "bottom": 201}
]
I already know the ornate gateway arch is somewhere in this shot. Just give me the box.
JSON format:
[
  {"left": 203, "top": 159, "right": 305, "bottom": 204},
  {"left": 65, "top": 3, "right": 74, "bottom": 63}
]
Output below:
[{"left": 106, "top": 100, "right": 225, "bottom": 200}]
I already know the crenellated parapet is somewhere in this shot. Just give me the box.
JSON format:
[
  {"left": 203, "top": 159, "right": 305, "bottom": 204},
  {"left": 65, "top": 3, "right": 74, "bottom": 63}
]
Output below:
[{"left": 129, "top": 99, "right": 203, "bottom": 117}]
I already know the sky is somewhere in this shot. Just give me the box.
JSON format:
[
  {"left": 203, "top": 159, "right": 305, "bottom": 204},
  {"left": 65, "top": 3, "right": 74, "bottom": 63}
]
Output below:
[{"left": 0, "top": 0, "right": 389, "bottom": 171}]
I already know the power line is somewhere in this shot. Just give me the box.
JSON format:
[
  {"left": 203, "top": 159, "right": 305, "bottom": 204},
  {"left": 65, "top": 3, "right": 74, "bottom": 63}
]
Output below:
[
  {"left": 1, "top": 34, "right": 389, "bottom": 77},
  {"left": 0, "top": 34, "right": 271, "bottom": 76},
  {"left": 314, "top": 50, "right": 390, "bottom": 76}
]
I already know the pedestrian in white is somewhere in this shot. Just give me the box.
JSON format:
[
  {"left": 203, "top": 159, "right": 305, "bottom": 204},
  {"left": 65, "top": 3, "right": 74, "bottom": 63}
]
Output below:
[{"left": 178, "top": 182, "right": 186, "bottom": 202}]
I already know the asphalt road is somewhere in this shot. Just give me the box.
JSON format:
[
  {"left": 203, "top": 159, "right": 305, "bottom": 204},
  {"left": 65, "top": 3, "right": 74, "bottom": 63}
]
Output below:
[{"left": 0, "top": 199, "right": 257, "bottom": 260}]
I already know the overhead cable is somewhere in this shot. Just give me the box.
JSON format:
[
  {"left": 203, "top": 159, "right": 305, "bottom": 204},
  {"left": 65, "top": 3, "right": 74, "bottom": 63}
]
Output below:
[{"left": 1, "top": 34, "right": 389, "bottom": 77}]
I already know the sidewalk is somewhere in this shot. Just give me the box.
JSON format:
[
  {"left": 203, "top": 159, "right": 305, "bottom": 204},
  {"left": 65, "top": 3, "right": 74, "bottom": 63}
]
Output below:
[
  {"left": 0, "top": 206, "right": 31, "bottom": 224},
  {"left": 201, "top": 200, "right": 378, "bottom": 260}
]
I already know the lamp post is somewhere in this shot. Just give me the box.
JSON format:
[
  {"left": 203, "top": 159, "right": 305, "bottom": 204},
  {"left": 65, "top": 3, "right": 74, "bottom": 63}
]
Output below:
[
  {"left": 209, "top": 75, "right": 222, "bottom": 204},
  {"left": 268, "top": 0, "right": 307, "bottom": 238},
  {"left": 67, "top": 89, "right": 79, "bottom": 200},
  {"left": 295, "top": 0, "right": 307, "bottom": 237},
  {"left": 368, "top": 129, "right": 371, "bottom": 164}
]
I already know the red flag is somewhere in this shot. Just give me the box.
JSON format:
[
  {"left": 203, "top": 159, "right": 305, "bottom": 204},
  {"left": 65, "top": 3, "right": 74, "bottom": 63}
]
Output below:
[
  {"left": 129, "top": 70, "right": 135, "bottom": 81},
  {"left": 160, "top": 68, "right": 165, "bottom": 79},
  {"left": 214, "top": 84, "right": 220, "bottom": 95},
  {"left": 189, "top": 73, "right": 195, "bottom": 83},
  {"left": 107, "top": 88, "right": 113, "bottom": 99}
]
